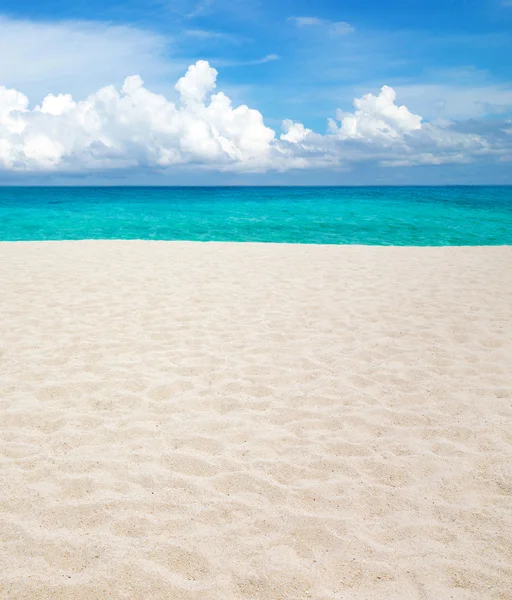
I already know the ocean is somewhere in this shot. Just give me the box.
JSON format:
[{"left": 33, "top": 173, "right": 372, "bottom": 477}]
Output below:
[{"left": 0, "top": 186, "right": 511, "bottom": 245}]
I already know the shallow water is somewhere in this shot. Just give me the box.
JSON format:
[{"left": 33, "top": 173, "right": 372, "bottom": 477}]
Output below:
[{"left": 0, "top": 186, "right": 511, "bottom": 244}]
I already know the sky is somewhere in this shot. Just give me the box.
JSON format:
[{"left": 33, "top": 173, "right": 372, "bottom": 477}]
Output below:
[{"left": 0, "top": 0, "right": 511, "bottom": 184}]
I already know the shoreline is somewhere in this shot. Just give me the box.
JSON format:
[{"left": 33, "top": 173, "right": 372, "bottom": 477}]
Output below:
[{"left": 2, "top": 238, "right": 512, "bottom": 246}]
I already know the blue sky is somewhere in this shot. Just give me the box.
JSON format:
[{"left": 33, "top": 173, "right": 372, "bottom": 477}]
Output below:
[{"left": 0, "top": 0, "right": 511, "bottom": 184}]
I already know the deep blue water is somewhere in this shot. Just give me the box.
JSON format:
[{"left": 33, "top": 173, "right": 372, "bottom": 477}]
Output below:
[{"left": 0, "top": 186, "right": 511, "bottom": 245}]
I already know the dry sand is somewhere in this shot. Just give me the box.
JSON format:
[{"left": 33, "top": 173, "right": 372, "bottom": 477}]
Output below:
[{"left": 0, "top": 241, "right": 511, "bottom": 600}]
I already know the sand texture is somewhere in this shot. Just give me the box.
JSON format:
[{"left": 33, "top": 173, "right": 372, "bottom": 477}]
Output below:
[{"left": 1, "top": 241, "right": 511, "bottom": 600}]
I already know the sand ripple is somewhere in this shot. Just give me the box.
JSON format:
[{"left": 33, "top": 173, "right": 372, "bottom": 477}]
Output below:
[{"left": 0, "top": 242, "right": 511, "bottom": 599}]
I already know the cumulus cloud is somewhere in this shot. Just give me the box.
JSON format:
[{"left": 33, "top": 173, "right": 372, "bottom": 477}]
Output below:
[
  {"left": 0, "top": 61, "right": 281, "bottom": 172},
  {"left": 278, "top": 84, "right": 495, "bottom": 168},
  {"left": 0, "top": 60, "right": 509, "bottom": 174},
  {"left": 328, "top": 85, "right": 422, "bottom": 141},
  {"left": 281, "top": 120, "right": 313, "bottom": 144}
]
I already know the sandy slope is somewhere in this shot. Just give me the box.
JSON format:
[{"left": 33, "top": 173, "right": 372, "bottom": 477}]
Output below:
[{"left": 0, "top": 241, "right": 511, "bottom": 600}]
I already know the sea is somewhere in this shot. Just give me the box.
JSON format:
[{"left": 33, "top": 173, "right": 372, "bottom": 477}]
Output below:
[{"left": 0, "top": 186, "right": 511, "bottom": 245}]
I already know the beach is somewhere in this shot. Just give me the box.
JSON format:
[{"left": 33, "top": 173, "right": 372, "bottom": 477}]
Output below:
[{"left": 1, "top": 240, "right": 511, "bottom": 599}]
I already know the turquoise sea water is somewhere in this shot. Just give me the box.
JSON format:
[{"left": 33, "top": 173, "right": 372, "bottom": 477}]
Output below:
[{"left": 0, "top": 186, "right": 511, "bottom": 245}]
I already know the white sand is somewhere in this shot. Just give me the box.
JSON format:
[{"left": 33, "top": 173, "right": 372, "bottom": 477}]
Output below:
[{"left": 0, "top": 241, "right": 511, "bottom": 600}]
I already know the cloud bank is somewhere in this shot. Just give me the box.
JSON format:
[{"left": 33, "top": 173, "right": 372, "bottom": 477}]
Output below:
[{"left": 0, "top": 60, "right": 510, "bottom": 175}]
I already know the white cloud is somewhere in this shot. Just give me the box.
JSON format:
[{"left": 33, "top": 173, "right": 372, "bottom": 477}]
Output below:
[
  {"left": 289, "top": 17, "right": 324, "bottom": 26},
  {"left": 175, "top": 61, "right": 218, "bottom": 103},
  {"left": 0, "top": 16, "right": 177, "bottom": 102},
  {"left": 329, "top": 85, "right": 422, "bottom": 141},
  {"left": 183, "top": 0, "right": 260, "bottom": 21},
  {"left": 0, "top": 61, "right": 509, "bottom": 175},
  {"left": 210, "top": 54, "right": 280, "bottom": 68},
  {"left": 259, "top": 54, "right": 280, "bottom": 63},
  {"left": 289, "top": 16, "right": 354, "bottom": 34},
  {"left": 281, "top": 120, "right": 312, "bottom": 143},
  {"left": 183, "top": 29, "right": 245, "bottom": 44},
  {"left": 0, "top": 61, "right": 281, "bottom": 173},
  {"left": 392, "top": 83, "right": 512, "bottom": 119},
  {"left": 331, "top": 22, "right": 354, "bottom": 35},
  {"left": 186, "top": 0, "right": 216, "bottom": 18},
  {"left": 280, "top": 85, "right": 494, "bottom": 168}
]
